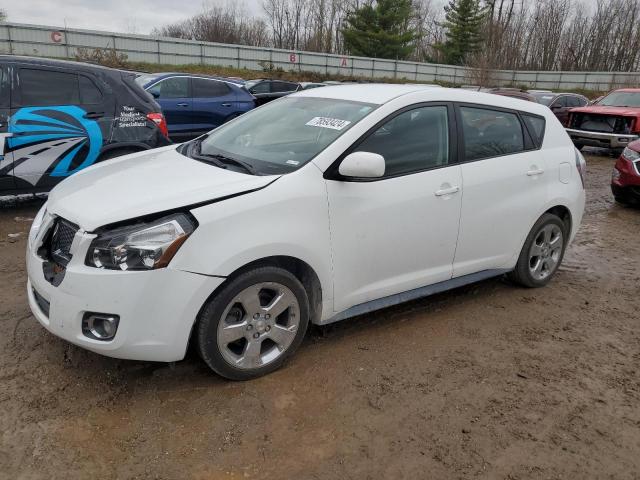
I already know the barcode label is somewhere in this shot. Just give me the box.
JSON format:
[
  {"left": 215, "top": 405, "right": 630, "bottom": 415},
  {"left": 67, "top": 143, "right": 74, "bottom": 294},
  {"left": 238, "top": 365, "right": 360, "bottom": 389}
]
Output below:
[{"left": 305, "top": 116, "right": 351, "bottom": 130}]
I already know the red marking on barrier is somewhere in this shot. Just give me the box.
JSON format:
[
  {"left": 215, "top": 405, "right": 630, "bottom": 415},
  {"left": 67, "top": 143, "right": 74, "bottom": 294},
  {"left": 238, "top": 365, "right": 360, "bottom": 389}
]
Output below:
[
  {"left": 289, "top": 53, "right": 297, "bottom": 63},
  {"left": 341, "top": 57, "right": 348, "bottom": 67},
  {"left": 51, "top": 31, "right": 63, "bottom": 43}
]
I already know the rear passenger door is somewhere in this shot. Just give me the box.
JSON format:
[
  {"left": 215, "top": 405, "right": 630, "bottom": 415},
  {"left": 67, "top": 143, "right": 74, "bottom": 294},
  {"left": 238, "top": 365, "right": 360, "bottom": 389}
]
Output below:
[
  {"left": 9, "top": 66, "right": 109, "bottom": 191},
  {"left": 453, "top": 105, "right": 547, "bottom": 277},
  {"left": 191, "top": 78, "right": 236, "bottom": 133},
  {"left": 147, "top": 77, "right": 193, "bottom": 139},
  {"left": 0, "top": 64, "right": 13, "bottom": 192}
]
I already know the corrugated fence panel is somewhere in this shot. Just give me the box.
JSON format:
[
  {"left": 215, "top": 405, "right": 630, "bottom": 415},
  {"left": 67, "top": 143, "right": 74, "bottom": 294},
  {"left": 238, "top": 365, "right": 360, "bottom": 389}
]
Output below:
[{"left": 1, "top": 22, "right": 638, "bottom": 91}]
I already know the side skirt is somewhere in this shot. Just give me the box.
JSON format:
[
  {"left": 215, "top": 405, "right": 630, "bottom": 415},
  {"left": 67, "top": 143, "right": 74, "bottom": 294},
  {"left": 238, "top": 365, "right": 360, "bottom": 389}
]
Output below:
[{"left": 319, "top": 269, "right": 511, "bottom": 325}]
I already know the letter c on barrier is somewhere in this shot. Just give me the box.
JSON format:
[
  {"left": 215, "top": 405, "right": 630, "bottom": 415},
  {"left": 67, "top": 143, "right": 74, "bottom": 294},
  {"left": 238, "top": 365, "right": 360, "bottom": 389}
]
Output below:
[{"left": 51, "top": 31, "right": 63, "bottom": 43}]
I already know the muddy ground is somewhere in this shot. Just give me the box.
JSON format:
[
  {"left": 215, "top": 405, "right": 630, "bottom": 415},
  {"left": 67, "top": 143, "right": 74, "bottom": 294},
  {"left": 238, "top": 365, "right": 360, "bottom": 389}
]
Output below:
[{"left": 1, "top": 152, "right": 639, "bottom": 479}]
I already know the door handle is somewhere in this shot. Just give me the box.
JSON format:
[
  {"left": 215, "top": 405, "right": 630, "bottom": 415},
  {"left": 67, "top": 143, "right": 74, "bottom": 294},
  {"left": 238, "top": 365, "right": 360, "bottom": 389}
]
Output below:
[
  {"left": 434, "top": 186, "right": 460, "bottom": 197},
  {"left": 83, "top": 112, "right": 104, "bottom": 119},
  {"left": 221, "top": 103, "right": 232, "bottom": 107},
  {"left": 177, "top": 103, "right": 189, "bottom": 107},
  {"left": 527, "top": 169, "right": 545, "bottom": 176}
]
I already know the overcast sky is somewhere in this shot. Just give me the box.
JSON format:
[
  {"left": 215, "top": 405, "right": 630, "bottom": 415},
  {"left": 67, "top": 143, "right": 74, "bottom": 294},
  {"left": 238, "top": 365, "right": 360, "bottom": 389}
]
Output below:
[
  {"left": 4, "top": 0, "right": 266, "bottom": 34},
  {"left": 5, "top": 0, "right": 598, "bottom": 35}
]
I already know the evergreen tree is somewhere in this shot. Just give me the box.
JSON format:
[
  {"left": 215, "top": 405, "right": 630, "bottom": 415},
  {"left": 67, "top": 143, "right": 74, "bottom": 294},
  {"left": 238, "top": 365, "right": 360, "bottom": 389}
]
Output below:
[
  {"left": 342, "top": 0, "right": 416, "bottom": 60},
  {"left": 436, "top": 0, "right": 487, "bottom": 65}
]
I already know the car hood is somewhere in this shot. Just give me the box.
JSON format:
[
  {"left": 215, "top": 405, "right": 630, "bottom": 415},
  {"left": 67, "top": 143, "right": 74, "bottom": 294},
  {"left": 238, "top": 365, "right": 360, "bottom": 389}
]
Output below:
[
  {"left": 47, "top": 146, "right": 279, "bottom": 231},
  {"left": 570, "top": 105, "right": 640, "bottom": 116}
]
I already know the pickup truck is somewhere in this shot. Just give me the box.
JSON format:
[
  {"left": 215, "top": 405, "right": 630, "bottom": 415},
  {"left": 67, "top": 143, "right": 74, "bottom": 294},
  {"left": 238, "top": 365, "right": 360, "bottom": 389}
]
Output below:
[{"left": 566, "top": 88, "right": 640, "bottom": 154}]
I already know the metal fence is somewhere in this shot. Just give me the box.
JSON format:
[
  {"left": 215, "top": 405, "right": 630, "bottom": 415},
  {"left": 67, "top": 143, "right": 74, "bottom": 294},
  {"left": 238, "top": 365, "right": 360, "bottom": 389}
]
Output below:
[{"left": 1, "top": 21, "right": 638, "bottom": 91}]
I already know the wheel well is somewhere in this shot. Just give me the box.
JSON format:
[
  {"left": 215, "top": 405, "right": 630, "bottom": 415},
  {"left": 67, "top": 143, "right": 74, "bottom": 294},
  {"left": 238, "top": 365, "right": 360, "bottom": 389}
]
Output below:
[
  {"left": 545, "top": 205, "right": 572, "bottom": 236},
  {"left": 205, "top": 256, "right": 323, "bottom": 324}
]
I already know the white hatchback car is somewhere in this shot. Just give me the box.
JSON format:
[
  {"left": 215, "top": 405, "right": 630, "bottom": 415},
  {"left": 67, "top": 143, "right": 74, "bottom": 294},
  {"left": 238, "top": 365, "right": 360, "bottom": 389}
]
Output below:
[{"left": 27, "top": 85, "right": 586, "bottom": 380}]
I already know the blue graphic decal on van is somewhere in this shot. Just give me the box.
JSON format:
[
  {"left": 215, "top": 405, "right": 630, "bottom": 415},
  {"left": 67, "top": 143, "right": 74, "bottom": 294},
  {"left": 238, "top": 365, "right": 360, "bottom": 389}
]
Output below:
[{"left": 8, "top": 105, "right": 103, "bottom": 179}]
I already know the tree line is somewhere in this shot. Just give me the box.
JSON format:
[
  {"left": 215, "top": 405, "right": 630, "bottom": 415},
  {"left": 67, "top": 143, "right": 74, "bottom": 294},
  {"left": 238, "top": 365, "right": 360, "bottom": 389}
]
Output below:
[{"left": 153, "top": 0, "right": 640, "bottom": 72}]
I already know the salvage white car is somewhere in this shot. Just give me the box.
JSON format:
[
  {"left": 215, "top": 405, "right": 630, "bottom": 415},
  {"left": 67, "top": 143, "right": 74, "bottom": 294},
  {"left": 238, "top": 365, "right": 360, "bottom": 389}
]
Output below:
[{"left": 27, "top": 85, "right": 586, "bottom": 380}]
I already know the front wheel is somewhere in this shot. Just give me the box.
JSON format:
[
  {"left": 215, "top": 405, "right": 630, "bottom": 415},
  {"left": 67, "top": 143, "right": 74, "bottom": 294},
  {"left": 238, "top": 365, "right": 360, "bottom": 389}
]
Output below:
[
  {"left": 508, "top": 213, "right": 567, "bottom": 288},
  {"left": 196, "top": 267, "right": 310, "bottom": 380}
]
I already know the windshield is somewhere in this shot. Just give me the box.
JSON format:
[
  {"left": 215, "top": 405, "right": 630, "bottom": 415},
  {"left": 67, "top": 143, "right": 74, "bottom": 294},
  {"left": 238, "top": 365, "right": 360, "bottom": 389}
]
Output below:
[
  {"left": 191, "top": 96, "right": 377, "bottom": 175},
  {"left": 598, "top": 91, "right": 640, "bottom": 107},
  {"left": 531, "top": 93, "right": 556, "bottom": 106},
  {"left": 135, "top": 74, "right": 159, "bottom": 88}
]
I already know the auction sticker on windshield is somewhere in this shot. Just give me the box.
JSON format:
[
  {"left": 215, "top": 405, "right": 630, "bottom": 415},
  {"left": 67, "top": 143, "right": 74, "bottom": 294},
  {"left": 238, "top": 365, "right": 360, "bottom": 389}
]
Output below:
[{"left": 306, "top": 117, "right": 351, "bottom": 130}]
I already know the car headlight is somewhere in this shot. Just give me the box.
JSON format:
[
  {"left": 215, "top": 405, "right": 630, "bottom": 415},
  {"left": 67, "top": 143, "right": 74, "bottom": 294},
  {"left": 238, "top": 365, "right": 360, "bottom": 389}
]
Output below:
[
  {"left": 86, "top": 213, "right": 196, "bottom": 271},
  {"left": 28, "top": 203, "right": 48, "bottom": 248},
  {"left": 622, "top": 147, "right": 640, "bottom": 161}
]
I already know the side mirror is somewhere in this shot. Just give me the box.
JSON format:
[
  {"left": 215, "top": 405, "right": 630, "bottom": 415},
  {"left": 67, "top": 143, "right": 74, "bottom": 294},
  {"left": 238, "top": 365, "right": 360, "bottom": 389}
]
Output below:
[
  {"left": 150, "top": 91, "right": 160, "bottom": 99},
  {"left": 550, "top": 104, "right": 562, "bottom": 110},
  {"left": 339, "top": 151, "right": 385, "bottom": 178}
]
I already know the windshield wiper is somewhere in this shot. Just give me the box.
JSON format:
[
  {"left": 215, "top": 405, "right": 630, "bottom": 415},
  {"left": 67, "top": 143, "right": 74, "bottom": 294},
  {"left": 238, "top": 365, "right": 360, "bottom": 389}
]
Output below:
[
  {"left": 201, "top": 153, "right": 258, "bottom": 175},
  {"left": 187, "top": 138, "right": 257, "bottom": 175}
]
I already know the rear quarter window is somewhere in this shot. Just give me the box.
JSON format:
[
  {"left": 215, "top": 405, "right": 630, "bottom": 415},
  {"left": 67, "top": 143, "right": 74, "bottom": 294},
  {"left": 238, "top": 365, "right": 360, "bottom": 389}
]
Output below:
[
  {"left": 521, "top": 114, "right": 546, "bottom": 148},
  {"left": 79, "top": 75, "right": 103, "bottom": 104}
]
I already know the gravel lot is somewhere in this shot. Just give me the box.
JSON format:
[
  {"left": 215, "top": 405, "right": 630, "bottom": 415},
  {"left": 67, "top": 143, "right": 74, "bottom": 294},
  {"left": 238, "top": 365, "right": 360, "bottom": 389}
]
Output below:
[{"left": 1, "top": 152, "right": 639, "bottom": 479}]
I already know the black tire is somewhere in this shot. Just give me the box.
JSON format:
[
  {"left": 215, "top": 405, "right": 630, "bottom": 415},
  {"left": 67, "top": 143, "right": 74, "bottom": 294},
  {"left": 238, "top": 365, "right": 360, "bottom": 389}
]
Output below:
[
  {"left": 508, "top": 213, "right": 568, "bottom": 288},
  {"left": 97, "top": 147, "right": 142, "bottom": 162},
  {"left": 196, "top": 266, "right": 310, "bottom": 380}
]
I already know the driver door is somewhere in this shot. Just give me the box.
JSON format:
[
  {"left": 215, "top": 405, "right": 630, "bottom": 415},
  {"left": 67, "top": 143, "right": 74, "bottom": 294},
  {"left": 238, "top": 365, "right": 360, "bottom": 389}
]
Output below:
[{"left": 326, "top": 104, "right": 463, "bottom": 312}]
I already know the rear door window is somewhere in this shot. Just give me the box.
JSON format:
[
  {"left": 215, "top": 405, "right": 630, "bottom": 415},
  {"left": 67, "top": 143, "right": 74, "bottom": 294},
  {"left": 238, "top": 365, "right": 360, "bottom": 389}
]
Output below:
[
  {"left": 460, "top": 106, "right": 524, "bottom": 161},
  {"left": 79, "top": 75, "right": 103, "bottom": 104},
  {"left": 148, "top": 77, "right": 190, "bottom": 99},
  {"left": 19, "top": 68, "right": 79, "bottom": 106},
  {"left": 192, "top": 78, "right": 230, "bottom": 98}
]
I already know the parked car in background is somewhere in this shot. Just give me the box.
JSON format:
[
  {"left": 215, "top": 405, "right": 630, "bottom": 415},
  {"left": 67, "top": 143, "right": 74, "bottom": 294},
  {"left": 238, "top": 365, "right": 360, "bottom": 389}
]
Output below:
[
  {"left": 488, "top": 88, "right": 537, "bottom": 102},
  {"left": 612, "top": 141, "right": 640, "bottom": 204},
  {"left": 567, "top": 88, "right": 640, "bottom": 154},
  {"left": 0, "top": 56, "right": 170, "bottom": 195},
  {"left": 529, "top": 92, "right": 588, "bottom": 126},
  {"left": 243, "top": 79, "right": 299, "bottom": 106},
  {"left": 26, "top": 85, "right": 585, "bottom": 380},
  {"left": 298, "top": 82, "right": 326, "bottom": 90},
  {"left": 136, "top": 73, "right": 255, "bottom": 141}
]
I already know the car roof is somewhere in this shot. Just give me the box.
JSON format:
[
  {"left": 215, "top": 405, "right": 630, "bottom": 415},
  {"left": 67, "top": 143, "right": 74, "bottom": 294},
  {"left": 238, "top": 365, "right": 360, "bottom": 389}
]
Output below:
[
  {"left": 294, "top": 84, "right": 551, "bottom": 113},
  {"left": 140, "top": 72, "right": 244, "bottom": 86},
  {"left": 0, "top": 54, "right": 119, "bottom": 73},
  {"left": 293, "top": 84, "right": 451, "bottom": 104}
]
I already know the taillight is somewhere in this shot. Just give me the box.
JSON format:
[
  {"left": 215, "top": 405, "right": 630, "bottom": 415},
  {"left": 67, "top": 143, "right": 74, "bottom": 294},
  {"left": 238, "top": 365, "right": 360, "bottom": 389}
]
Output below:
[
  {"left": 147, "top": 112, "right": 169, "bottom": 138},
  {"left": 575, "top": 148, "right": 587, "bottom": 188}
]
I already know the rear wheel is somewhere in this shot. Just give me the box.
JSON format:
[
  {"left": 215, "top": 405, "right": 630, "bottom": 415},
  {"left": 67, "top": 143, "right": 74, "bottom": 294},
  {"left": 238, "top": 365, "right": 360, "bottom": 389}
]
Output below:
[
  {"left": 508, "top": 213, "right": 567, "bottom": 288},
  {"left": 196, "top": 267, "right": 309, "bottom": 380}
]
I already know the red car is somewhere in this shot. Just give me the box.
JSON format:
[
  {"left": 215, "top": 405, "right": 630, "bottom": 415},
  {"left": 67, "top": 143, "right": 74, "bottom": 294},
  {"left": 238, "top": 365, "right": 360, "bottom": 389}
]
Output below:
[
  {"left": 567, "top": 88, "right": 640, "bottom": 155},
  {"left": 612, "top": 141, "right": 640, "bottom": 204}
]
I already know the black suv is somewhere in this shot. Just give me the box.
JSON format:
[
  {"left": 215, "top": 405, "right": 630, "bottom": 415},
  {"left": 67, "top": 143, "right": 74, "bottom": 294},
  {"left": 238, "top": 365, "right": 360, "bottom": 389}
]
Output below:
[{"left": 0, "top": 56, "right": 171, "bottom": 194}]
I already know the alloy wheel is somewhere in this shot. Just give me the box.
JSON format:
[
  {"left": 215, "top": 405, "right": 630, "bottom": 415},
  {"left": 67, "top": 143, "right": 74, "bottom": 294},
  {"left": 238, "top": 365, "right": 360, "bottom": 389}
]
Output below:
[
  {"left": 528, "top": 224, "right": 564, "bottom": 281},
  {"left": 216, "top": 282, "right": 300, "bottom": 370}
]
